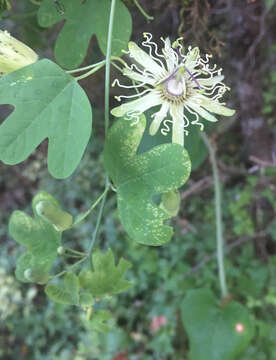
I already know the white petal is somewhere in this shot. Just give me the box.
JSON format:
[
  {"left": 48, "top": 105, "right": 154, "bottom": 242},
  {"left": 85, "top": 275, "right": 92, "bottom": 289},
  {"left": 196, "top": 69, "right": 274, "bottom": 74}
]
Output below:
[
  {"left": 184, "top": 47, "right": 199, "bottom": 72},
  {"left": 163, "top": 38, "right": 176, "bottom": 73},
  {"left": 197, "top": 75, "right": 224, "bottom": 87},
  {"left": 199, "top": 97, "right": 236, "bottom": 116},
  {"left": 149, "top": 102, "right": 169, "bottom": 135},
  {"left": 123, "top": 68, "right": 156, "bottom": 85},
  {"left": 170, "top": 105, "right": 184, "bottom": 146},
  {"left": 185, "top": 99, "right": 218, "bottom": 122},
  {"left": 111, "top": 91, "right": 162, "bottom": 118},
  {"left": 128, "top": 42, "right": 165, "bottom": 78}
]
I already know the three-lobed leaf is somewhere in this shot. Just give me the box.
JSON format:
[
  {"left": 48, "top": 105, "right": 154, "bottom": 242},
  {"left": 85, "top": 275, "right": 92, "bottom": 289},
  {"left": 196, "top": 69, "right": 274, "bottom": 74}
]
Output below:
[
  {"left": 9, "top": 191, "right": 65, "bottom": 283},
  {"left": 104, "top": 116, "right": 191, "bottom": 246},
  {"left": 0, "top": 59, "right": 92, "bottom": 178},
  {"left": 79, "top": 248, "right": 132, "bottom": 297},
  {"left": 181, "top": 289, "right": 255, "bottom": 360},
  {"left": 37, "top": 0, "right": 132, "bottom": 69},
  {"left": 45, "top": 272, "right": 94, "bottom": 306},
  {"left": 45, "top": 272, "right": 80, "bottom": 305}
]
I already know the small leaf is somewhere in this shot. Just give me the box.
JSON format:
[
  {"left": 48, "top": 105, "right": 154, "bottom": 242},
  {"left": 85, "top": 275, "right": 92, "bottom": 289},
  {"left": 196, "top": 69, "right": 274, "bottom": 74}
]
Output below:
[
  {"left": 79, "top": 291, "right": 94, "bottom": 307},
  {"left": 45, "top": 272, "right": 79, "bottom": 305},
  {"left": 181, "top": 289, "right": 255, "bottom": 360},
  {"left": 79, "top": 248, "right": 132, "bottom": 297},
  {"left": 104, "top": 116, "right": 191, "bottom": 245},
  {"left": 37, "top": 0, "right": 132, "bottom": 69},
  {"left": 89, "top": 310, "right": 113, "bottom": 333},
  {"left": 9, "top": 191, "right": 63, "bottom": 283},
  {"left": 0, "top": 59, "right": 92, "bottom": 178}
]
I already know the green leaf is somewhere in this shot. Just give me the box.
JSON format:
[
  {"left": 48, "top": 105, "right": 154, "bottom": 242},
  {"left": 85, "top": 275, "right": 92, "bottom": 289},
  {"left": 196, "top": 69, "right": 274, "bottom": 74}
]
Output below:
[
  {"left": 138, "top": 108, "right": 209, "bottom": 171},
  {"left": 45, "top": 272, "right": 80, "bottom": 305},
  {"left": 104, "top": 116, "right": 191, "bottom": 246},
  {"left": 0, "top": 59, "right": 92, "bottom": 178},
  {"left": 89, "top": 310, "right": 113, "bottom": 333},
  {"left": 37, "top": 0, "right": 132, "bottom": 69},
  {"left": 181, "top": 289, "right": 255, "bottom": 360},
  {"left": 9, "top": 191, "right": 63, "bottom": 283},
  {"left": 79, "top": 248, "right": 132, "bottom": 297},
  {"left": 79, "top": 291, "right": 94, "bottom": 307}
]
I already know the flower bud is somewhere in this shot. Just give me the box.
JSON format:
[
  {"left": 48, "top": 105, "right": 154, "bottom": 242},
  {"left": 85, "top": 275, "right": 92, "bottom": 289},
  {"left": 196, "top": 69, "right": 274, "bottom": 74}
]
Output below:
[{"left": 0, "top": 30, "right": 38, "bottom": 76}]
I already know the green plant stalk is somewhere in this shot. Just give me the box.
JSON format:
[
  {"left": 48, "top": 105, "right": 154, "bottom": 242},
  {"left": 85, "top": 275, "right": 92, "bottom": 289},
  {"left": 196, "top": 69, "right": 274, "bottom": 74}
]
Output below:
[
  {"left": 66, "top": 60, "right": 106, "bottom": 74},
  {"left": 201, "top": 132, "right": 228, "bottom": 298},
  {"left": 105, "top": 0, "right": 116, "bottom": 135},
  {"left": 87, "top": 0, "right": 116, "bottom": 269},
  {"left": 73, "top": 186, "right": 110, "bottom": 227},
  {"left": 133, "top": 0, "right": 153, "bottom": 21},
  {"left": 75, "top": 63, "right": 105, "bottom": 81},
  {"left": 87, "top": 178, "right": 109, "bottom": 269}
]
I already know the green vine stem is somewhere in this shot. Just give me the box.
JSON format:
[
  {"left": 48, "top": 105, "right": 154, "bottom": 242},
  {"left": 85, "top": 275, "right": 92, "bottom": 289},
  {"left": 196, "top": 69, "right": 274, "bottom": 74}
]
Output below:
[
  {"left": 87, "top": 0, "right": 116, "bottom": 269},
  {"left": 72, "top": 186, "right": 110, "bottom": 227},
  {"left": 75, "top": 62, "right": 105, "bottom": 81},
  {"left": 133, "top": 0, "right": 153, "bottom": 21},
  {"left": 201, "top": 132, "right": 228, "bottom": 299}
]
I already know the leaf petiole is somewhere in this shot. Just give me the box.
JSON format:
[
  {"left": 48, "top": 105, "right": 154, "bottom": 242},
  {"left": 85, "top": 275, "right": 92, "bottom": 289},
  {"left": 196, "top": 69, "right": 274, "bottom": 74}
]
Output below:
[{"left": 73, "top": 186, "right": 110, "bottom": 227}]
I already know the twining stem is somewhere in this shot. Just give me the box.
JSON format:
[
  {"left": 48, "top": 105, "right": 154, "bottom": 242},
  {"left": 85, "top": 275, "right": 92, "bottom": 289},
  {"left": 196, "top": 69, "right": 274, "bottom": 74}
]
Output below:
[
  {"left": 87, "top": 0, "right": 116, "bottom": 270},
  {"left": 133, "top": 0, "right": 154, "bottom": 21},
  {"left": 201, "top": 132, "right": 228, "bottom": 299}
]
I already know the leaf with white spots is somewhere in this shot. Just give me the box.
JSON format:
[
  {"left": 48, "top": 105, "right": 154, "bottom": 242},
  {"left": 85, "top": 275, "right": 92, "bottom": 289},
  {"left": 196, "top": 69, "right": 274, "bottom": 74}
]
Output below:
[{"left": 104, "top": 116, "right": 191, "bottom": 246}]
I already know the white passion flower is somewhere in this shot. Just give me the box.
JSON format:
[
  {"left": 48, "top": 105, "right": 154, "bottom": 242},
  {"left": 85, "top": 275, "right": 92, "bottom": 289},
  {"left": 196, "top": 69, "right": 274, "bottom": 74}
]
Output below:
[
  {"left": 111, "top": 33, "right": 235, "bottom": 146},
  {"left": 0, "top": 30, "right": 38, "bottom": 76}
]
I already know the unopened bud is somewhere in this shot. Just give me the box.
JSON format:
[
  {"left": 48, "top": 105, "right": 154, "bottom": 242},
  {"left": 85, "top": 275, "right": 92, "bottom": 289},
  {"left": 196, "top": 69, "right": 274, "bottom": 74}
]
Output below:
[{"left": 0, "top": 30, "right": 38, "bottom": 76}]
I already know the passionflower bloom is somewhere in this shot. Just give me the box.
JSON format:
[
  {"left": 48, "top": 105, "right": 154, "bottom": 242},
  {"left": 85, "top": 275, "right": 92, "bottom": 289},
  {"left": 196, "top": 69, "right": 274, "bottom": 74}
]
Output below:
[
  {"left": 0, "top": 30, "right": 38, "bottom": 76},
  {"left": 111, "top": 33, "right": 235, "bottom": 146}
]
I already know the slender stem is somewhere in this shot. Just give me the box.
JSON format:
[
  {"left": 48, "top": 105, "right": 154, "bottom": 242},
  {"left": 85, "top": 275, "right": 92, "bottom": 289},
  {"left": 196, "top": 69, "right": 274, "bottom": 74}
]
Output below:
[
  {"left": 66, "top": 60, "right": 106, "bottom": 74},
  {"left": 75, "top": 63, "right": 105, "bottom": 81},
  {"left": 133, "top": 0, "right": 154, "bottom": 21},
  {"left": 73, "top": 186, "right": 110, "bottom": 227},
  {"left": 64, "top": 248, "right": 87, "bottom": 256},
  {"left": 87, "top": 0, "right": 116, "bottom": 269},
  {"left": 111, "top": 61, "right": 124, "bottom": 74},
  {"left": 87, "top": 177, "right": 109, "bottom": 269},
  {"left": 50, "top": 257, "right": 87, "bottom": 280},
  {"left": 105, "top": 0, "right": 116, "bottom": 135},
  {"left": 201, "top": 132, "right": 228, "bottom": 298}
]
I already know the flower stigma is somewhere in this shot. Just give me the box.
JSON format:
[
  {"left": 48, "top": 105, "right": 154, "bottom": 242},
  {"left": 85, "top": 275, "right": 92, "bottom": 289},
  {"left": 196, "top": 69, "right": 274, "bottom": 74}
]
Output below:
[{"left": 111, "top": 33, "right": 235, "bottom": 146}]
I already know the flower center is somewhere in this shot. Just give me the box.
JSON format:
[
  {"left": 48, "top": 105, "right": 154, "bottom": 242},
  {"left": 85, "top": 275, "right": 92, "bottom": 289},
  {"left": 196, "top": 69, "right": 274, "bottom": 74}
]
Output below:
[{"left": 166, "top": 77, "right": 185, "bottom": 96}]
